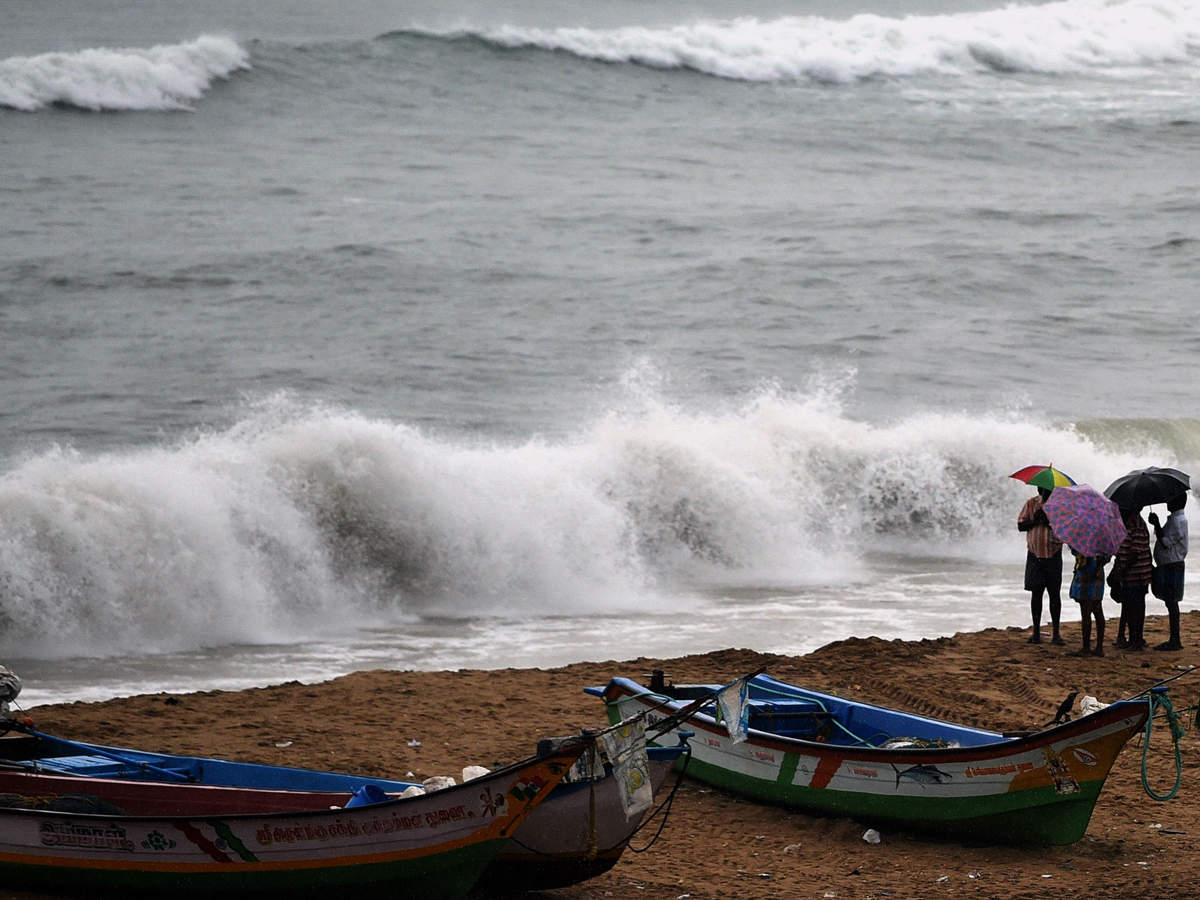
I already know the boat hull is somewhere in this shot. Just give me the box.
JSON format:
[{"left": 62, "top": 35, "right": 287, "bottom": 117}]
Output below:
[
  {"left": 0, "top": 746, "right": 583, "bottom": 897},
  {"left": 480, "top": 746, "right": 682, "bottom": 893},
  {"left": 0, "top": 729, "right": 682, "bottom": 894},
  {"left": 595, "top": 677, "right": 1149, "bottom": 845}
]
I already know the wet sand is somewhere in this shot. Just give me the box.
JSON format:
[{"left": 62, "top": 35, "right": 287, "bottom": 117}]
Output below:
[{"left": 12, "top": 611, "right": 1200, "bottom": 899}]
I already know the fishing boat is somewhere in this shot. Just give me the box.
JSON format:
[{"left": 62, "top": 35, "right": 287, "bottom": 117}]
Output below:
[
  {"left": 0, "top": 724, "right": 687, "bottom": 893},
  {"left": 0, "top": 729, "right": 586, "bottom": 897},
  {"left": 587, "top": 672, "right": 1162, "bottom": 845},
  {"left": 479, "top": 742, "right": 687, "bottom": 893}
]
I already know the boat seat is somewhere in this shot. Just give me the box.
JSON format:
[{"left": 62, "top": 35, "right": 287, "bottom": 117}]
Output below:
[
  {"left": 746, "top": 699, "right": 831, "bottom": 737},
  {"left": 27, "top": 755, "right": 195, "bottom": 780}
]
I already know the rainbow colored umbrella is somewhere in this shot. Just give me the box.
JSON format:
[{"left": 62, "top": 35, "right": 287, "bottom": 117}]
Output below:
[
  {"left": 1009, "top": 464, "right": 1076, "bottom": 489},
  {"left": 1043, "top": 484, "right": 1126, "bottom": 557}
]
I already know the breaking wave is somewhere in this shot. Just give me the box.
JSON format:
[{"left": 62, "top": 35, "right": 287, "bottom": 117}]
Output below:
[
  {"left": 0, "top": 390, "right": 1195, "bottom": 659},
  {"left": 407, "top": 0, "right": 1200, "bottom": 83},
  {"left": 0, "top": 35, "right": 249, "bottom": 112}
]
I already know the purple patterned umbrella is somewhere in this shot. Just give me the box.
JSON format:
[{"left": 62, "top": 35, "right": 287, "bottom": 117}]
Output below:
[{"left": 1043, "top": 484, "right": 1127, "bottom": 557}]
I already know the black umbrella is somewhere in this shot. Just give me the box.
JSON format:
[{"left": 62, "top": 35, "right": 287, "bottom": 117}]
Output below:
[{"left": 1103, "top": 466, "right": 1191, "bottom": 509}]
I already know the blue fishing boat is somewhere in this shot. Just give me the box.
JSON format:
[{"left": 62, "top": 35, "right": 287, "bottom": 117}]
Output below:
[
  {"left": 0, "top": 721, "right": 686, "bottom": 893},
  {"left": 0, "top": 728, "right": 583, "bottom": 897}
]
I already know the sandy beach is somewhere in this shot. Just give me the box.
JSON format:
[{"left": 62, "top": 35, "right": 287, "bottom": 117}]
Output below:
[{"left": 11, "top": 611, "right": 1200, "bottom": 899}]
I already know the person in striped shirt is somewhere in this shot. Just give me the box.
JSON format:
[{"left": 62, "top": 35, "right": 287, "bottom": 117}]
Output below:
[
  {"left": 1017, "top": 487, "right": 1064, "bottom": 645},
  {"left": 1109, "top": 507, "right": 1153, "bottom": 651}
]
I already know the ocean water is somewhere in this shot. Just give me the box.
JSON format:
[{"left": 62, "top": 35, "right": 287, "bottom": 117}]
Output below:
[{"left": 2, "top": 0, "right": 1199, "bottom": 706}]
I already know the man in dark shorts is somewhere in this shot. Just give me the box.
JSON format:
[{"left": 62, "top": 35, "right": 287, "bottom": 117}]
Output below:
[
  {"left": 1018, "top": 486, "right": 1064, "bottom": 644},
  {"left": 1149, "top": 492, "right": 1188, "bottom": 651}
]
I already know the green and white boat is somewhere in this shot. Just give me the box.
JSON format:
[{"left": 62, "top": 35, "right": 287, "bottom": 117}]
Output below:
[{"left": 589, "top": 673, "right": 1158, "bottom": 845}]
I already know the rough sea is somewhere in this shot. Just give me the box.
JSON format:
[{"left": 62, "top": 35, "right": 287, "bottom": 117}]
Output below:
[{"left": 2, "top": 0, "right": 1199, "bottom": 706}]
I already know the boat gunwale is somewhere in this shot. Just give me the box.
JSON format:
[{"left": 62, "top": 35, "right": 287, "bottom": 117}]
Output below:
[
  {"left": 598, "top": 676, "right": 1150, "bottom": 764},
  {"left": 0, "top": 743, "right": 588, "bottom": 826}
]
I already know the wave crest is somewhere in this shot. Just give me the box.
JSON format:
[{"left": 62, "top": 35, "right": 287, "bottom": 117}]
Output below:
[
  {"left": 0, "top": 390, "right": 1195, "bottom": 659},
  {"left": 409, "top": 0, "right": 1199, "bottom": 83},
  {"left": 0, "top": 34, "right": 249, "bottom": 112}
]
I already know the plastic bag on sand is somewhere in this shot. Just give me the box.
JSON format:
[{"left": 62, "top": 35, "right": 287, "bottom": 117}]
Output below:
[
  {"left": 422, "top": 775, "right": 456, "bottom": 792},
  {"left": 462, "top": 765, "right": 491, "bottom": 782},
  {"left": 399, "top": 785, "right": 426, "bottom": 798}
]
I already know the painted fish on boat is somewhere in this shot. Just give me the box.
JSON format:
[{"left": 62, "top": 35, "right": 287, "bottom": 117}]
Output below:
[{"left": 891, "top": 763, "right": 952, "bottom": 787}]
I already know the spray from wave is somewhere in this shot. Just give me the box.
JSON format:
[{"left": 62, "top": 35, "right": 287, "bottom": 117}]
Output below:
[
  {"left": 408, "top": 0, "right": 1200, "bottom": 83},
  {"left": 0, "top": 34, "right": 249, "bottom": 112},
  {"left": 0, "top": 388, "right": 1194, "bottom": 659}
]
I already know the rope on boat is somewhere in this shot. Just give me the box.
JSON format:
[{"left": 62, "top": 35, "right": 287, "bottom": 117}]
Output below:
[
  {"left": 501, "top": 743, "right": 693, "bottom": 860},
  {"left": 626, "top": 744, "right": 692, "bottom": 854},
  {"left": 586, "top": 743, "right": 599, "bottom": 860},
  {"left": 1140, "top": 690, "right": 1185, "bottom": 802},
  {"left": 1116, "top": 665, "right": 1199, "bottom": 708}
]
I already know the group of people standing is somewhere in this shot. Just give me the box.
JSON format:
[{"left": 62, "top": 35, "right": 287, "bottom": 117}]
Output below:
[{"left": 1018, "top": 487, "right": 1188, "bottom": 656}]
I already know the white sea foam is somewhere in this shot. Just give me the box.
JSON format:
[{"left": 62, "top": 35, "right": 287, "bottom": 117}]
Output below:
[
  {"left": 0, "top": 34, "right": 249, "bottom": 111},
  {"left": 428, "top": 0, "right": 1200, "bottom": 82},
  {"left": 0, "top": 389, "right": 1192, "bottom": 660}
]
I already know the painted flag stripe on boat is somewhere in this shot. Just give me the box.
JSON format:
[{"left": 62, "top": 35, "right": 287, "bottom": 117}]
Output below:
[
  {"left": 776, "top": 752, "right": 800, "bottom": 787},
  {"left": 177, "top": 822, "right": 233, "bottom": 863},
  {"left": 211, "top": 821, "right": 259, "bottom": 862},
  {"left": 809, "top": 755, "right": 841, "bottom": 790}
]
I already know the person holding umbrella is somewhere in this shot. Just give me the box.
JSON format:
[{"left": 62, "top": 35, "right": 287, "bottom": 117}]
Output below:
[
  {"left": 1108, "top": 507, "right": 1153, "bottom": 650},
  {"left": 1104, "top": 467, "right": 1190, "bottom": 650},
  {"left": 1017, "top": 485, "right": 1065, "bottom": 645},
  {"left": 1043, "top": 484, "right": 1126, "bottom": 658},
  {"left": 1148, "top": 491, "right": 1188, "bottom": 651}
]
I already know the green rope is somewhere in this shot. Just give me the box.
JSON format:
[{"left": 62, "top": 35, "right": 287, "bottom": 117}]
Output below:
[{"left": 1141, "top": 691, "right": 1185, "bottom": 802}]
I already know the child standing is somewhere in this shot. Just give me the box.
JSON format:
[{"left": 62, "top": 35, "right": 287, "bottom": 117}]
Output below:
[
  {"left": 1068, "top": 549, "right": 1109, "bottom": 656},
  {"left": 1149, "top": 492, "right": 1188, "bottom": 651}
]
